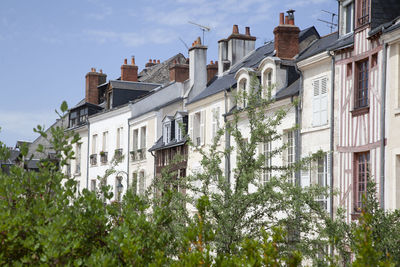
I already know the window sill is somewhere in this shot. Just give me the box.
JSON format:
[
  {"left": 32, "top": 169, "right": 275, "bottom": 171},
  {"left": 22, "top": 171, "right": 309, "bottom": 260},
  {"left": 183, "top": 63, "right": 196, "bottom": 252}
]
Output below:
[
  {"left": 351, "top": 106, "right": 369, "bottom": 116},
  {"left": 394, "top": 108, "right": 400, "bottom": 116},
  {"left": 74, "top": 172, "right": 81, "bottom": 176}
]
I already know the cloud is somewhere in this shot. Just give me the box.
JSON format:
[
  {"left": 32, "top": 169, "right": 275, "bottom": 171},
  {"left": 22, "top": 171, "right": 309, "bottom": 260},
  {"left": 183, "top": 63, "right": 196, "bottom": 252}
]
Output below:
[
  {"left": 84, "top": 28, "right": 177, "bottom": 47},
  {"left": 85, "top": 1, "right": 113, "bottom": 20}
]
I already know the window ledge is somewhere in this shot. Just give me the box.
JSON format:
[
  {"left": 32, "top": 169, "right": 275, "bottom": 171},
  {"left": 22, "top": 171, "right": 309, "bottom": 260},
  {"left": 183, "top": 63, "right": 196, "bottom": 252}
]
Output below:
[
  {"left": 301, "top": 124, "right": 330, "bottom": 134},
  {"left": 351, "top": 106, "right": 369, "bottom": 116},
  {"left": 74, "top": 172, "right": 81, "bottom": 176},
  {"left": 394, "top": 108, "right": 400, "bottom": 116}
]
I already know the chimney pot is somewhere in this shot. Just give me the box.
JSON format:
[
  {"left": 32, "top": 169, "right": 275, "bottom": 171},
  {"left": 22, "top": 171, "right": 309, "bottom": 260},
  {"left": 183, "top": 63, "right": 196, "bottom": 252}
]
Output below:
[
  {"left": 285, "top": 16, "right": 289, "bottom": 24},
  {"left": 245, "top": 26, "right": 250, "bottom": 36},
  {"left": 99, "top": 69, "right": 103, "bottom": 74},
  {"left": 93, "top": 68, "right": 96, "bottom": 72},
  {"left": 124, "top": 59, "right": 127, "bottom": 65},
  {"left": 149, "top": 59, "right": 152, "bottom": 62},
  {"left": 232, "top": 24, "right": 239, "bottom": 34},
  {"left": 196, "top": 37, "right": 201, "bottom": 45},
  {"left": 279, "top": 13, "right": 284, "bottom": 24},
  {"left": 210, "top": 60, "right": 213, "bottom": 64},
  {"left": 157, "top": 59, "right": 160, "bottom": 64},
  {"left": 153, "top": 59, "right": 156, "bottom": 63},
  {"left": 131, "top": 56, "right": 135, "bottom": 65}
]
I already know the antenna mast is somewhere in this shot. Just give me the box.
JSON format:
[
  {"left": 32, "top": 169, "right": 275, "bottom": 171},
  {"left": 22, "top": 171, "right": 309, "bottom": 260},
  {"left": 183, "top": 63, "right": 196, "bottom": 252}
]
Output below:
[
  {"left": 188, "top": 21, "right": 211, "bottom": 44},
  {"left": 318, "top": 10, "right": 338, "bottom": 33}
]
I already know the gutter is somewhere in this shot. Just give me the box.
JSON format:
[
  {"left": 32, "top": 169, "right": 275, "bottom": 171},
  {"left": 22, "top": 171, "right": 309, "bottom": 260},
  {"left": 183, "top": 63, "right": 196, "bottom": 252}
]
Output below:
[
  {"left": 293, "top": 65, "right": 303, "bottom": 187},
  {"left": 86, "top": 121, "right": 90, "bottom": 189},
  {"left": 329, "top": 51, "right": 335, "bottom": 220},
  {"left": 224, "top": 90, "right": 231, "bottom": 185},
  {"left": 380, "top": 43, "right": 388, "bottom": 209}
]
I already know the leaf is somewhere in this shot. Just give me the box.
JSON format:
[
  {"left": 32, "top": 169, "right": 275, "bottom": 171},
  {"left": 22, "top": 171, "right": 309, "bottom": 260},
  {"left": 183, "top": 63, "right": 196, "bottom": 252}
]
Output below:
[{"left": 60, "top": 101, "right": 68, "bottom": 113}]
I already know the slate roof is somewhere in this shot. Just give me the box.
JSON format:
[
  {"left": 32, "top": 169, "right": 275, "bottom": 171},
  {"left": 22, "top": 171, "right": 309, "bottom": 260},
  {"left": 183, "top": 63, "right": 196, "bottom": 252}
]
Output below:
[
  {"left": 327, "top": 33, "right": 354, "bottom": 51},
  {"left": 371, "top": 0, "right": 400, "bottom": 31},
  {"left": 148, "top": 137, "right": 186, "bottom": 152},
  {"left": 109, "top": 80, "right": 160, "bottom": 91},
  {"left": 138, "top": 53, "right": 187, "bottom": 85},
  {"left": 275, "top": 78, "right": 300, "bottom": 100},
  {"left": 296, "top": 32, "right": 339, "bottom": 62},
  {"left": 188, "top": 27, "right": 317, "bottom": 105}
]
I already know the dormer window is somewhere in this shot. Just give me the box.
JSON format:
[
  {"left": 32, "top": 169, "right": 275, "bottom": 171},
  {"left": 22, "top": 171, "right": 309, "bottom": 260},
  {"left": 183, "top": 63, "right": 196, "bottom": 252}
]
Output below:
[
  {"left": 176, "top": 119, "right": 183, "bottom": 141},
  {"left": 340, "top": 0, "right": 354, "bottom": 35},
  {"left": 262, "top": 69, "right": 273, "bottom": 98},
  {"left": 163, "top": 122, "right": 171, "bottom": 144},
  {"left": 239, "top": 78, "right": 248, "bottom": 108}
]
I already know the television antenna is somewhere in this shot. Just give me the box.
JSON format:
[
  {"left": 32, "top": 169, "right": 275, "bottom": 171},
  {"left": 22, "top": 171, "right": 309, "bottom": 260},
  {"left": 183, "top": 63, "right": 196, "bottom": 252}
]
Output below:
[
  {"left": 178, "top": 37, "right": 189, "bottom": 54},
  {"left": 188, "top": 21, "right": 211, "bottom": 44},
  {"left": 318, "top": 10, "right": 337, "bottom": 33}
]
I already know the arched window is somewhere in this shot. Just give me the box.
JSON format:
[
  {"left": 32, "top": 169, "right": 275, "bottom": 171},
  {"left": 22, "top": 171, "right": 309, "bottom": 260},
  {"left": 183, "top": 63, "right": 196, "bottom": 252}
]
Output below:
[
  {"left": 262, "top": 69, "right": 273, "bottom": 98},
  {"left": 239, "top": 78, "right": 247, "bottom": 108}
]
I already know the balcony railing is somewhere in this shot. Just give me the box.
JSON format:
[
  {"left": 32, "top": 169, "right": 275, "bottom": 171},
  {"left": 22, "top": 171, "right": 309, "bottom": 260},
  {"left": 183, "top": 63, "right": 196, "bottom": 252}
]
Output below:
[
  {"left": 90, "top": 154, "right": 97, "bottom": 166},
  {"left": 130, "top": 148, "right": 146, "bottom": 162},
  {"left": 100, "top": 152, "right": 108, "bottom": 164}
]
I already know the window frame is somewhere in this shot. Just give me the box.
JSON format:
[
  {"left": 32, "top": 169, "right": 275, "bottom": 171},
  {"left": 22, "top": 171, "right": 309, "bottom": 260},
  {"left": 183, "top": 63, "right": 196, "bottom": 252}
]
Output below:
[
  {"left": 353, "top": 151, "right": 370, "bottom": 212},
  {"left": 354, "top": 59, "right": 369, "bottom": 109}
]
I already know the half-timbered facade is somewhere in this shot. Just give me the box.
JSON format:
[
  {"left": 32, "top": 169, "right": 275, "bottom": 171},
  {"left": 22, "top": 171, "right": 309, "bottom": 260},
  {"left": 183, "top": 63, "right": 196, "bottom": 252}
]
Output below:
[{"left": 333, "top": 0, "right": 400, "bottom": 220}]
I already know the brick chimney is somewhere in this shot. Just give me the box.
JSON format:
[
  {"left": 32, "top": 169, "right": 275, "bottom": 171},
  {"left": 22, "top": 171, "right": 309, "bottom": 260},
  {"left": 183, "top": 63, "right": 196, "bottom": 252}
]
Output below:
[
  {"left": 189, "top": 37, "right": 207, "bottom": 97},
  {"left": 218, "top": 25, "right": 256, "bottom": 76},
  {"left": 206, "top": 60, "right": 218, "bottom": 83},
  {"left": 273, "top": 10, "right": 300, "bottom": 59},
  {"left": 121, "top": 57, "right": 138, "bottom": 82},
  {"left": 85, "top": 67, "right": 107, "bottom": 105},
  {"left": 169, "top": 60, "right": 189, "bottom": 82}
]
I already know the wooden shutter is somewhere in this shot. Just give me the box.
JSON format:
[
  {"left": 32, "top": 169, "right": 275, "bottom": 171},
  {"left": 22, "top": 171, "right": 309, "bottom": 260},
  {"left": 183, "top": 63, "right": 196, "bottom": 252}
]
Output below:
[
  {"left": 200, "top": 110, "right": 206, "bottom": 145},
  {"left": 312, "top": 79, "right": 321, "bottom": 126},
  {"left": 320, "top": 77, "right": 328, "bottom": 125}
]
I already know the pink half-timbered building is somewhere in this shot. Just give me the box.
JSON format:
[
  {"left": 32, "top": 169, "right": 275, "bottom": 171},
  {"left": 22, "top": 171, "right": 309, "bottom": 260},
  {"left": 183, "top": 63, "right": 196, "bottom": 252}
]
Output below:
[{"left": 333, "top": 0, "right": 400, "bottom": 221}]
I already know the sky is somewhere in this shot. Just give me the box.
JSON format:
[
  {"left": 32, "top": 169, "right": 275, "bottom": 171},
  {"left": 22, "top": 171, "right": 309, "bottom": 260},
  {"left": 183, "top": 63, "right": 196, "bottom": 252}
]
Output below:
[{"left": 0, "top": 0, "right": 338, "bottom": 147}]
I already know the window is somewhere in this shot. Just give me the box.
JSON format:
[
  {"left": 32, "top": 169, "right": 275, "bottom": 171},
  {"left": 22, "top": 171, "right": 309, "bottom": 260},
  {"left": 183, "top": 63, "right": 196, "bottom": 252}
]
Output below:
[
  {"left": 115, "top": 176, "right": 123, "bottom": 202},
  {"left": 355, "top": 60, "right": 369, "bottom": 108},
  {"left": 79, "top": 108, "right": 87, "bottom": 124},
  {"left": 261, "top": 141, "right": 272, "bottom": 185},
  {"left": 163, "top": 123, "right": 171, "bottom": 144},
  {"left": 139, "top": 171, "right": 145, "bottom": 195},
  {"left": 371, "top": 53, "right": 378, "bottom": 68},
  {"left": 132, "top": 172, "right": 138, "bottom": 194},
  {"left": 116, "top": 127, "right": 123, "bottom": 149},
  {"left": 77, "top": 181, "right": 80, "bottom": 196},
  {"left": 133, "top": 129, "right": 138, "bottom": 151},
  {"left": 316, "top": 155, "right": 328, "bottom": 209},
  {"left": 340, "top": 0, "right": 354, "bottom": 35},
  {"left": 347, "top": 63, "right": 352, "bottom": 77},
  {"left": 357, "top": 0, "right": 369, "bottom": 27},
  {"left": 285, "top": 130, "right": 295, "bottom": 184},
  {"left": 176, "top": 119, "right": 183, "bottom": 141},
  {"left": 102, "top": 132, "right": 108, "bottom": 152},
  {"left": 69, "top": 111, "right": 78, "bottom": 127},
  {"left": 190, "top": 111, "right": 205, "bottom": 146},
  {"left": 211, "top": 107, "right": 220, "bottom": 140},
  {"left": 239, "top": 78, "right": 247, "bottom": 108},
  {"left": 140, "top": 126, "right": 146, "bottom": 149},
  {"left": 91, "top": 179, "right": 97, "bottom": 191},
  {"left": 354, "top": 152, "right": 370, "bottom": 212},
  {"left": 75, "top": 143, "right": 81, "bottom": 174},
  {"left": 92, "top": 134, "right": 98, "bottom": 154},
  {"left": 312, "top": 77, "right": 328, "bottom": 126},
  {"left": 262, "top": 70, "right": 273, "bottom": 98}
]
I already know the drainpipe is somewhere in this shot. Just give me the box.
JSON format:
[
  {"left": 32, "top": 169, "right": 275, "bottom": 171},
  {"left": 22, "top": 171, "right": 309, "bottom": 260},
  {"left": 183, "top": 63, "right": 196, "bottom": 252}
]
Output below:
[
  {"left": 86, "top": 121, "right": 90, "bottom": 189},
  {"left": 294, "top": 65, "right": 303, "bottom": 187},
  {"left": 224, "top": 90, "right": 231, "bottom": 185},
  {"left": 380, "top": 43, "right": 388, "bottom": 209},
  {"left": 329, "top": 51, "right": 335, "bottom": 220},
  {"left": 127, "top": 119, "right": 130, "bottom": 188}
]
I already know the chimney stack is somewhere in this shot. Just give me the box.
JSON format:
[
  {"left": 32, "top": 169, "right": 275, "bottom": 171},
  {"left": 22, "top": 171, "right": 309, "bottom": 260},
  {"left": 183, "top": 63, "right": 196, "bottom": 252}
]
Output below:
[
  {"left": 273, "top": 10, "right": 300, "bottom": 59},
  {"left": 85, "top": 68, "right": 107, "bottom": 105},
  {"left": 121, "top": 56, "right": 138, "bottom": 82},
  {"left": 169, "top": 59, "right": 189, "bottom": 83},
  {"left": 189, "top": 36, "right": 207, "bottom": 97},
  {"left": 207, "top": 60, "right": 218, "bottom": 83},
  {"left": 218, "top": 25, "right": 256, "bottom": 76}
]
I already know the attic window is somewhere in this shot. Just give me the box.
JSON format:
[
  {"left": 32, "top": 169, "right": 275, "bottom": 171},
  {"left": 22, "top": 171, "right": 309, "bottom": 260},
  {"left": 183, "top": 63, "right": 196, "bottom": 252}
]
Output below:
[
  {"left": 175, "top": 118, "right": 183, "bottom": 142},
  {"left": 262, "top": 69, "right": 273, "bottom": 98},
  {"left": 163, "top": 122, "right": 171, "bottom": 144},
  {"left": 340, "top": 0, "right": 354, "bottom": 35},
  {"left": 239, "top": 78, "right": 248, "bottom": 108},
  {"left": 357, "top": 0, "right": 370, "bottom": 27}
]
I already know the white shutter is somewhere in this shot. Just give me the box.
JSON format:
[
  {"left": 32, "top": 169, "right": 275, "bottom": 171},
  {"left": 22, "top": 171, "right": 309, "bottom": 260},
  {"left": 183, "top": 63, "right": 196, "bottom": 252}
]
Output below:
[
  {"left": 200, "top": 110, "right": 206, "bottom": 145},
  {"left": 189, "top": 114, "right": 194, "bottom": 141},
  {"left": 320, "top": 77, "right": 328, "bottom": 125},
  {"left": 301, "top": 168, "right": 310, "bottom": 188},
  {"left": 312, "top": 80, "right": 321, "bottom": 126}
]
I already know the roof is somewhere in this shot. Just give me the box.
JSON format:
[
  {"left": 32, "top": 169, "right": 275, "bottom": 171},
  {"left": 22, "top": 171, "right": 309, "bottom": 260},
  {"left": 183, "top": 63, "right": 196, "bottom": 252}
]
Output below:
[
  {"left": 275, "top": 78, "right": 300, "bottom": 100},
  {"left": 138, "top": 53, "right": 187, "bottom": 85},
  {"left": 188, "top": 27, "right": 317, "bottom": 105},
  {"left": 148, "top": 137, "right": 186, "bottom": 152},
  {"left": 70, "top": 101, "right": 102, "bottom": 111},
  {"left": 296, "top": 32, "right": 339, "bottom": 62},
  {"left": 371, "top": 0, "right": 400, "bottom": 31},
  {"left": 327, "top": 33, "right": 354, "bottom": 51},
  {"left": 109, "top": 80, "right": 161, "bottom": 91}
]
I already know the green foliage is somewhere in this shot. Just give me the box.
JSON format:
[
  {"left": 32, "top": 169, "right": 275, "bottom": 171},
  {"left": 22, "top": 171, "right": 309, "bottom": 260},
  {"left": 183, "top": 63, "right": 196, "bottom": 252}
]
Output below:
[{"left": 1, "top": 82, "right": 400, "bottom": 266}]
